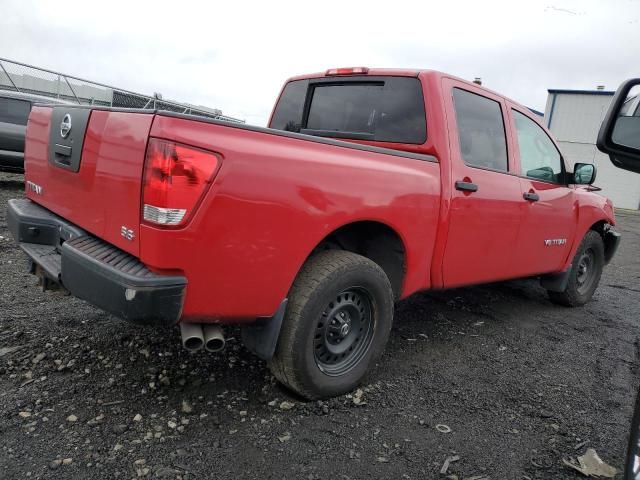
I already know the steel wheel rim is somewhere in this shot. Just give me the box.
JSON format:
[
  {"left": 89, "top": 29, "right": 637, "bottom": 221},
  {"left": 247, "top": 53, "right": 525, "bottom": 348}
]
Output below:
[
  {"left": 313, "top": 287, "right": 375, "bottom": 376},
  {"left": 576, "top": 248, "right": 596, "bottom": 295}
]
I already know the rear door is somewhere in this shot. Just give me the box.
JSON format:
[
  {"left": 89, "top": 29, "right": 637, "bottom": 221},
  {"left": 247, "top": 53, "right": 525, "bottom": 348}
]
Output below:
[
  {"left": 508, "top": 106, "right": 576, "bottom": 276},
  {"left": 440, "top": 80, "right": 524, "bottom": 287}
]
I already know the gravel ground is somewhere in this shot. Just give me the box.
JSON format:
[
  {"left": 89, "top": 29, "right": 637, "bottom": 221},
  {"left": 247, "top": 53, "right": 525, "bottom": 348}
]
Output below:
[{"left": 1, "top": 171, "right": 639, "bottom": 480}]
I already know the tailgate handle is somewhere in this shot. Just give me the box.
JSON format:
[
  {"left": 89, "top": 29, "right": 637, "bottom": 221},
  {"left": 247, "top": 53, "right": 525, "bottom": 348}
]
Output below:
[{"left": 54, "top": 144, "right": 72, "bottom": 157}]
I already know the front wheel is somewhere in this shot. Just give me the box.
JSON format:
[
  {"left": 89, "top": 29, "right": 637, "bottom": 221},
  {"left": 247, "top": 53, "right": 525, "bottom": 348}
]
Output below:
[
  {"left": 269, "top": 250, "right": 394, "bottom": 400},
  {"left": 548, "top": 230, "right": 605, "bottom": 307}
]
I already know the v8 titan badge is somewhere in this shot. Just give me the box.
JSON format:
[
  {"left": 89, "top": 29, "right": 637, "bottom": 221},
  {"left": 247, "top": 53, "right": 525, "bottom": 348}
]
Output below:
[{"left": 544, "top": 238, "right": 567, "bottom": 246}]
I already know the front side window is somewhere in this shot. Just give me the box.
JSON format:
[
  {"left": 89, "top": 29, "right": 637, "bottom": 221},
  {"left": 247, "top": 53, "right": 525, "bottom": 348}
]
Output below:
[
  {"left": 512, "top": 110, "right": 564, "bottom": 183},
  {"left": 0, "top": 97, "right": 31, "bottom": 126},
  {"left": 452, "top": 88, "right": 508, "bottom": 172}
]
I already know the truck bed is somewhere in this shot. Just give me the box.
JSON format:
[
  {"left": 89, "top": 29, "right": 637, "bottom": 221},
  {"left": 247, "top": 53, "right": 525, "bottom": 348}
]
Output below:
[{"left": 21, "top": 106, "right": 442, "bottom": 321}]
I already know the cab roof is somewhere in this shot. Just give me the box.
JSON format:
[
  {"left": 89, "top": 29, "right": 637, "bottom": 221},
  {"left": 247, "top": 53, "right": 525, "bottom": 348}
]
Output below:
[{"left": 286, "top": 67, "right": 532, "bottom": 115}]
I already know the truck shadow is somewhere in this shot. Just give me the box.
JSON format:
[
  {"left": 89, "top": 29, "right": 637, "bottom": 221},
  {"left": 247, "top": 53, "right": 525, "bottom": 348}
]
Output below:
[
  {"left": 15, "top": 274, "right": 602, "bottom": 447},
  {"left": 139, "top": 277, "right": 557, "bottom": 403},
  {"left": 16, "top": 275, "right": 572, "bottom": 420},
  {"left": 392, "top": 278, "right": 549, "bottom": 338},
  {"left": 0, "top": 176, "right": 25, "bottom": 190}
]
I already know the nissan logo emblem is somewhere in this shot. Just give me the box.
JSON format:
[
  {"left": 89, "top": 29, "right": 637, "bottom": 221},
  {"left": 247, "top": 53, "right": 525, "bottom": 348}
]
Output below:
[{"left": 60, "top": 113, "right": 72, "bottom": 138}]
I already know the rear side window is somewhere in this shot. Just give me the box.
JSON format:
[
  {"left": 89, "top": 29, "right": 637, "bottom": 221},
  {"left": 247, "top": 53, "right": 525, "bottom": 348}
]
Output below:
[
  {"left": 270, "top": 77, "right": 426, "bottom": 144},
  {"left": 270, "top": 80, "right": 308, "bottom": 133},
  {"left": 0, "top": 97, "right": 31, "bottom": 126},
  {"left": 452, "top": 88, "right": 508, "bottom": 171}
]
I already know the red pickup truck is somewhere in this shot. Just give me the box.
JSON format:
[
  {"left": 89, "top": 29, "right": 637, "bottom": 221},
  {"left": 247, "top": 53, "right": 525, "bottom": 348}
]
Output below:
[{"left": 7, "top": 67, "right": 620, "bottom": 399}]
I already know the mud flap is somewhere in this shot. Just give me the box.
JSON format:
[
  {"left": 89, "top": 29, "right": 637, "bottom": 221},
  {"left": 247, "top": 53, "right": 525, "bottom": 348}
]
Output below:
[
  {"left": 603, "top": 228, "right": 621, "bottom": 264},
  {"left": 241, "top": 299, "right": 288, "bottom": 361},
  {"left": 540, "top": 269, "right": 571, "bottom": 292}
]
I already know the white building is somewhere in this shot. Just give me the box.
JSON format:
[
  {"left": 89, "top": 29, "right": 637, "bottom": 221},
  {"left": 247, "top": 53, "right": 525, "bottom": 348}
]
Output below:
[{"left": 544, "top": 88, "right": 640, "bottom": 210}]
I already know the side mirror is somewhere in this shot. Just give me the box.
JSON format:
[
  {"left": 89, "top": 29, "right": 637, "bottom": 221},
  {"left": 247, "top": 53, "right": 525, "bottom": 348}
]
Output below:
[
  {"left": 597, "top": 78, "right": 640, "bottom": 173},
  {"left": 573, "top": 163, "right": 597, "bottom": 185}
]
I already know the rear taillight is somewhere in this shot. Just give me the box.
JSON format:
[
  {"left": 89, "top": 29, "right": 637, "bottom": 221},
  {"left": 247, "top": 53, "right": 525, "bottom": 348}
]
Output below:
[{"left": 142, "top": 138, "right": 220, "bottom": 227}]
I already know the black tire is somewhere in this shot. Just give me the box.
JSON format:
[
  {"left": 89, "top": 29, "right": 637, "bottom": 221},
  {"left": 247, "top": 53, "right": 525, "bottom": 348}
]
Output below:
[
  {"left": 269, "top": 250, "right": 394, "bottom": 400},
  {"left": 548, "top": 230, "right": 605, "bottom": 307},
  {"left": 624, "top": 386, "right": 640, "bottom": 479}
]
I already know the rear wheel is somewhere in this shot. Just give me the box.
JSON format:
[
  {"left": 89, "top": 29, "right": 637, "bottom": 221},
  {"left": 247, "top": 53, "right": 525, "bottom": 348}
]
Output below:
[
  {"left": 269, "top": 250, "right": 394, "bottom": 399},
  {"left": 548, "top": 230, "right": 605, "bottom": 307}
]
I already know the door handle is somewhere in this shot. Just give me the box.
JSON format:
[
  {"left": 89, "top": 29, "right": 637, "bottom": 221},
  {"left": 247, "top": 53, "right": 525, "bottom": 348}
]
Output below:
[
  {"left": 523, "top": 191, "right": 540, "bottom": 202},
  {"left": 455, "top": 180, "right": 478, "bottom": 192}
]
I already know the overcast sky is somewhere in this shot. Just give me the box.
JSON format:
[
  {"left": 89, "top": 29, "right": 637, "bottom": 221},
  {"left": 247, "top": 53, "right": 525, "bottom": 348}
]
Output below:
[{"left": 2, "top": 0, "right": 638, "bottom": 125}]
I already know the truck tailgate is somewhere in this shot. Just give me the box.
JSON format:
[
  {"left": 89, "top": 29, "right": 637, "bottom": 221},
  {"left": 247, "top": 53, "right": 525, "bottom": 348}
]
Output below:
[{"left": 24, "top": 106, "right": 153, "bottom": 257}]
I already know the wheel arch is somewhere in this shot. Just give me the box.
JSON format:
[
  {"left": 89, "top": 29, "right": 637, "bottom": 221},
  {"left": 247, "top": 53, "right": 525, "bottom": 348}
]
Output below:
[
  {"left": 563, "top": 196, "right": 615, "bottom": 272},
  {"left": 242, "top": 222, "right": 405, "bottom": 363},
  {"left": 588, "top": 219, "right": 618, "bottom": 264},
  {"left": 307, "top": 220, "right": 407, "bottom": 300}
]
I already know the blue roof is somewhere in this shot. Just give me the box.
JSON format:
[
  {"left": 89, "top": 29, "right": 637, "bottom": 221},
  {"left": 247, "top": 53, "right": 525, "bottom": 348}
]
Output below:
[{"left": 548, "top": 89, "right": 614, "bottom": 96}]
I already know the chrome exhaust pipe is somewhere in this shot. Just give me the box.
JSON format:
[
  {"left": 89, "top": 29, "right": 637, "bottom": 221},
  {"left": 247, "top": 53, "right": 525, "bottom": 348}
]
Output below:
[
  {"left": 203, "top": 325, "right": 225, "bottom": 353},
  {"left": 180, "top": 323, "right": 204, "bottom": 352}
]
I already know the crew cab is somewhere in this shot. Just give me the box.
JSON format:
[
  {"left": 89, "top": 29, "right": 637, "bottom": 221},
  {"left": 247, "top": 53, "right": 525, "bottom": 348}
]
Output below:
[{"left": 7, "top": 68, "right": 620, "bottom": 399}]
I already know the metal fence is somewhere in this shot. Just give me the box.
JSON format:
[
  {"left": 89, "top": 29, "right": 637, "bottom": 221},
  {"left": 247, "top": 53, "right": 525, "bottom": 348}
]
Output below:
[{"left": 0, "top": 57, "right": 244, "bottom": 123}]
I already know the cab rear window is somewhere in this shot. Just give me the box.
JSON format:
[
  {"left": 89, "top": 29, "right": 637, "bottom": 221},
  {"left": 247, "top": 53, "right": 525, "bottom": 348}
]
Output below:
[{"left": 270, "top": 77, "right": 426, "bottom": 144}]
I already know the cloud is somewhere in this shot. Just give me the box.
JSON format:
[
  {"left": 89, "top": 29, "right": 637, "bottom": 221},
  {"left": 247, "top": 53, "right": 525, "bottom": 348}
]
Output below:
[{"left": 2, "top": 0, "right": 638, "bottom": 125}]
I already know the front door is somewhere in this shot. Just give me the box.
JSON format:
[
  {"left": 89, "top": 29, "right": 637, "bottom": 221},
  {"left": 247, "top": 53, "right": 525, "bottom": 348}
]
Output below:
[
  {"left": 440, "top": 81, "right": 524, "bottom": 288},
  {"left": 508, "top": 107, "right": 576, "bottom": 277}
]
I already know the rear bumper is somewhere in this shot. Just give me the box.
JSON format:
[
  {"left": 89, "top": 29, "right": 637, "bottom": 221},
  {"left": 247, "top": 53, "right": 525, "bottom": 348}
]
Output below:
[{"left": 7, "top": 198, "right": 186, "bottom": 326}]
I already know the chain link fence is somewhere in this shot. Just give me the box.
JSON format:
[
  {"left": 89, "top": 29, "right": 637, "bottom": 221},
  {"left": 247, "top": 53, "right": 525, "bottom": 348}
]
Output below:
[{"left": 0, "top": 57, "right": 244, "bottom": 123}]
